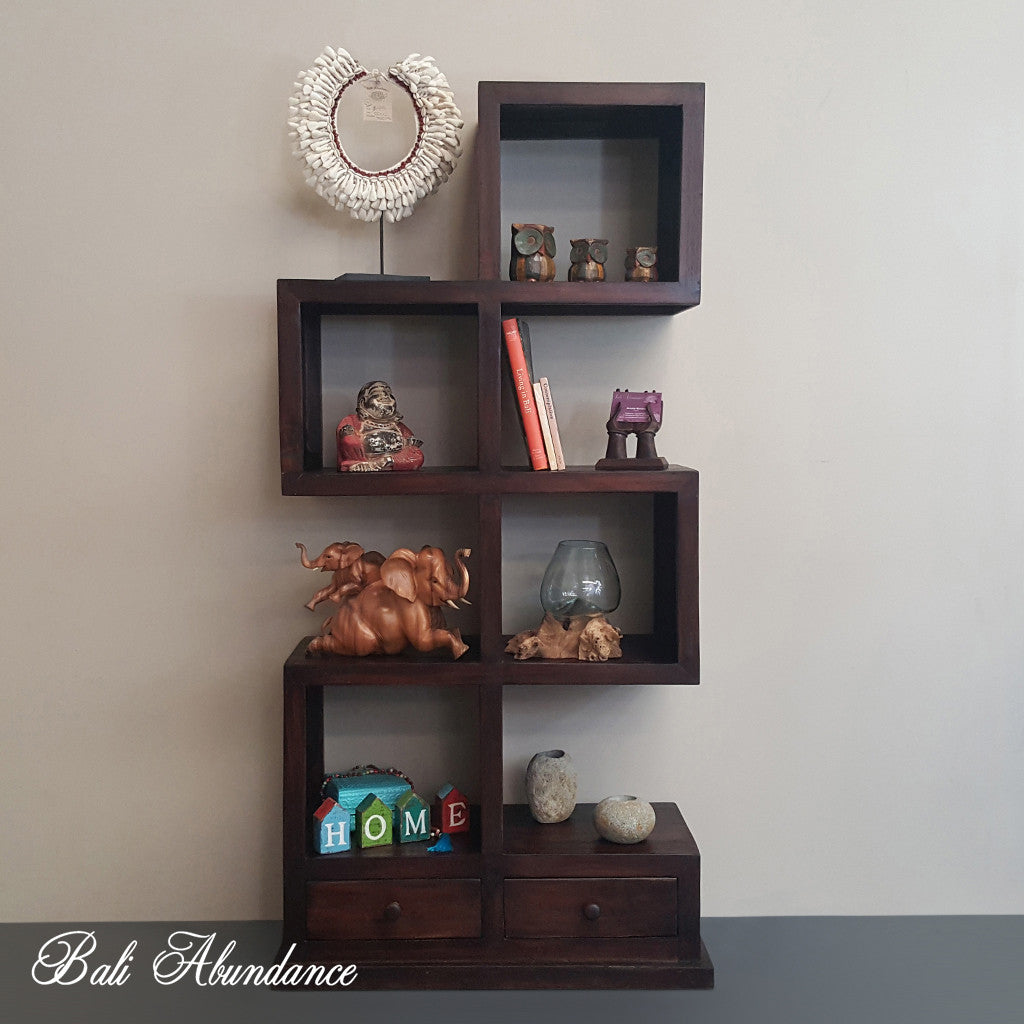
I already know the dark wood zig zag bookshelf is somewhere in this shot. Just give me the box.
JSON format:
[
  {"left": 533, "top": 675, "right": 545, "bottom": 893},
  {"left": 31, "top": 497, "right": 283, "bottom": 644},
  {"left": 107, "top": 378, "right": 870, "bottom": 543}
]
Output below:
[{"left": 276, "top": 80, "right": 711, "bottom": 989}]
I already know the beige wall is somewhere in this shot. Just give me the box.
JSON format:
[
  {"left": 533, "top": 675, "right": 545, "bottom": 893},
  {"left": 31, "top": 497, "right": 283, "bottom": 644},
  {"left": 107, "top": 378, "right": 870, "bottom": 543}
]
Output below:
[{"left": 2, "top": 1, "right": 1022, "bottom": 921}]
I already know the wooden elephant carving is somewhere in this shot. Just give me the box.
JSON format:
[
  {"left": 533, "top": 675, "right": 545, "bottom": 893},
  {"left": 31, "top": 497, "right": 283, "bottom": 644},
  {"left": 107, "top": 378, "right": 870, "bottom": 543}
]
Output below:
[
  {"left": 296, "top": 541, "right": 385, "bottom": 612},
  {"left": 299, "top": 543, "right": 472, "bottom": 659}
]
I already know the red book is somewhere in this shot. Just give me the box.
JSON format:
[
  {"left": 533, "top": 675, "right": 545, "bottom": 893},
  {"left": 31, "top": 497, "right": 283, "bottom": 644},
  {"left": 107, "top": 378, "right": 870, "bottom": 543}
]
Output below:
[{"left": 501, "top": 317, "right": 549, "bottom": 470}]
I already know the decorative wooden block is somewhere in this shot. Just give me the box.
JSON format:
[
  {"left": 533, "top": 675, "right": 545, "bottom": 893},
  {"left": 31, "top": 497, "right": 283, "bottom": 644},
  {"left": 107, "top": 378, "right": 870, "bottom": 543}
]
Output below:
[
  {"left": 324, "top": 772, "right": 411, "bottom": 818},
  {"left": 313, "top": 798, "right": 351, "bottom": 854},
  {"left": 355, "top": 794, "right": 393, "bottom": 849},
  {"left": 394, "top": 790, "right": 431, "bottom": 843},
  {"left": 435, "top": 783, "right": 470, "bottom": 834}
]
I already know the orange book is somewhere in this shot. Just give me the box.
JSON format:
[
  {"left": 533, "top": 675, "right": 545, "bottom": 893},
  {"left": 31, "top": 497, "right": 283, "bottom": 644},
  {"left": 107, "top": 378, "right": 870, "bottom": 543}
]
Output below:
[{"left": 501, "top": 317, "right": 549, "bottom": 470}]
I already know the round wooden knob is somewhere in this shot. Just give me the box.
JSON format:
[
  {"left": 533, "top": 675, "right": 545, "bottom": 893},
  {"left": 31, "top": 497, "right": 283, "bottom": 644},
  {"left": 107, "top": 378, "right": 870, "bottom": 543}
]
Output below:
[
  {"left": 383, "top": 901, "right": 402, "bottom": 921},
  {"left": 583, "top": 903, "right": 601, "bottom": 921}
]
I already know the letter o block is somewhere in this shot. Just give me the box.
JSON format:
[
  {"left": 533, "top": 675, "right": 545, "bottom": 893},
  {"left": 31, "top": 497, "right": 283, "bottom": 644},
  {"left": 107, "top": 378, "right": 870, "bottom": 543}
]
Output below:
[{"left": 355, "top": 794, "right": 393, "bottom": 849}]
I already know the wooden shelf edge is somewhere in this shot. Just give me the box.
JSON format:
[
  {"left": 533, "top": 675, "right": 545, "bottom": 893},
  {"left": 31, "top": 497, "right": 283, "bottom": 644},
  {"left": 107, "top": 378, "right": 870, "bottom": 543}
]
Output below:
[
  {"left": 276, "top": 276, "right": 699, "bottom": 314},
  {"left": 501, "top": 637, "right": 698, "bottom": 684},
  {"left": 282, "top": 639, "right": 696, "bottom": 685},
  {"left": 284, "top": 637, "right": 485, "bottom": 685},
  {"left": 281, "top": 468, "right": 481, "bottom": 497},
  {"left": 282, "top": 466, "right": 698, "bottom": 498}
]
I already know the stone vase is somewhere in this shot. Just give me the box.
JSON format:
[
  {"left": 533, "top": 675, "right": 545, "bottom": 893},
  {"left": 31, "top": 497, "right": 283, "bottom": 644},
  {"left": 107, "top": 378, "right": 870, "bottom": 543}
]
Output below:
[
  {"left": 593, "top": 795, "right": 656, "bottom": 844},
  {"left": 525, "top": 749, "right": 577, "bottom": 823}
]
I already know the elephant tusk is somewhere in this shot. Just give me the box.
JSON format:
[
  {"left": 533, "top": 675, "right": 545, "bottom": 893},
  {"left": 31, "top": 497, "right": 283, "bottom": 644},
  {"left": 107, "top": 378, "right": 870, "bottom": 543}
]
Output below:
[
  {"left": 460, "top": 598, "right": 472, "bottom": 606},
  {"left": 446, "top": 599, "right": 459, "bottom": 610}
]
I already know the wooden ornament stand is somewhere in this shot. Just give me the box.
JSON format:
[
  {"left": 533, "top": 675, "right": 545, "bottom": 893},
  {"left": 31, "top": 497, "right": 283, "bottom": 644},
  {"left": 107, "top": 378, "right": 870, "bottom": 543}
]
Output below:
[
  {"left": 276, "top": 80, "right": 710, "bottom": 989},
  {"left": 596, "top": 456, "right": 669, "bottom": 471}
]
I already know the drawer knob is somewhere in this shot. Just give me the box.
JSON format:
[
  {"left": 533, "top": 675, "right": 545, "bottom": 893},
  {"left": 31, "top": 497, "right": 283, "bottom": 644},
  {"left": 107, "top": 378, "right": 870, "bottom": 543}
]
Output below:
[
  {"left": 383, "top": 901, "right": 402, "bottom": 921},
  {"left": 583, "top": 903, "right": 601, "bottom": 921}
]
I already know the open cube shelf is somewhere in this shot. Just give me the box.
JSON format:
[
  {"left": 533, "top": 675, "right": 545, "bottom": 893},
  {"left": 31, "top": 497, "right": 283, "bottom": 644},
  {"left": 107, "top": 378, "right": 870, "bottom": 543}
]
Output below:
[{"left": 477, "top": 81, "right": 704, "bottom": 296}]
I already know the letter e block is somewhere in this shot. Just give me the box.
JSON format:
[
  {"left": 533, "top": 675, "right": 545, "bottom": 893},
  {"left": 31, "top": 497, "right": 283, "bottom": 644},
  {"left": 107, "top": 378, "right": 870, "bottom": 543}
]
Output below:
[{"left": 435, "top": 782, "right": 470, "bottom": 835}]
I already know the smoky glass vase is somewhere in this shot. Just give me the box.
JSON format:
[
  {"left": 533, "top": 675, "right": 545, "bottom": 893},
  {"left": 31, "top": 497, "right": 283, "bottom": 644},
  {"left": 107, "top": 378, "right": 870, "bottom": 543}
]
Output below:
[{"left": 540, "top": 540, "right": 621, "bottom": 621}]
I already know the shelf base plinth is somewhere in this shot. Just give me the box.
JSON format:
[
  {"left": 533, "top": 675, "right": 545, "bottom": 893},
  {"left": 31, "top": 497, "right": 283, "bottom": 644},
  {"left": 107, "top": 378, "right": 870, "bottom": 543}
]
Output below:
[
  {"left": 271, "top": 939, "right": 713, "bottom": 991},
  {"left": 595, "top": 456, "right": 669, "bottom": 470}
]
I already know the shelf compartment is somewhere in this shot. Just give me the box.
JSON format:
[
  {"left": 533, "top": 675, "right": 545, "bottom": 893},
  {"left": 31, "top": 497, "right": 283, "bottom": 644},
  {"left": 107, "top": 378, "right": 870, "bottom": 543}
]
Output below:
[
  {"left": 278, "top": 279, "right": 483, "bottom": 484},
  {"left": 477, "top": 82, "right": 704, "bottom": 291},
  {"left": 503, "top": 802, "right": 698, "bottom": 858},
  {"left": 284, "top": 684, "right": 482, "bottom": 877},
  {"left": 320, "top": 686, "right": 479, "bottom": 836},
  {"left": 501, "top": 492, "right": 655, "bottom": 635},
  {"left": 496, "top": 312, "right": 686, "bottom": 471},
  {"left": 500, "top": 483, "right": 697, "bottom": 676}
]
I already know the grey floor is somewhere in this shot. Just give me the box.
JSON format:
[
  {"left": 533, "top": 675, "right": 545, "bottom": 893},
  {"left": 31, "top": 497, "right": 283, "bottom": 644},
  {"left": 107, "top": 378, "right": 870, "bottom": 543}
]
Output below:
[{"left": 4, "top": 917, "right": 1022, "bottom": 1023}]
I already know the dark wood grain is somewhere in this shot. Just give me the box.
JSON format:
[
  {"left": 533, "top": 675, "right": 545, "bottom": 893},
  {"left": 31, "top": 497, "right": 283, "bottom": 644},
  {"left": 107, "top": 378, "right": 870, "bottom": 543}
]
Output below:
[
  {"left": 306, "top": 879, "right": 482, "bottom": 940},
  {"left": 504, "top": 877, "right": 677, "bottom": 938}
]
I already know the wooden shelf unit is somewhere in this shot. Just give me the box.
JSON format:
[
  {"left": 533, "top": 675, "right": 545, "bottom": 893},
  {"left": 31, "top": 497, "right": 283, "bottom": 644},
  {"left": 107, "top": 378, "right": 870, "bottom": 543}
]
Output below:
[{"left": 277, "top": 80, "right": 711, "bottom": 989}]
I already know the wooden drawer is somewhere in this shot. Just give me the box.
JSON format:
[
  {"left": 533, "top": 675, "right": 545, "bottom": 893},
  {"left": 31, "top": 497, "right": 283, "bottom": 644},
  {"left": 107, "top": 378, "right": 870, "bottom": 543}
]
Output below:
[
  {"left": 505, "top": 877, "right": 677, "bottom": 938},
  {"left": 307, "top": 879, "right": 481, "bottom": 940}
]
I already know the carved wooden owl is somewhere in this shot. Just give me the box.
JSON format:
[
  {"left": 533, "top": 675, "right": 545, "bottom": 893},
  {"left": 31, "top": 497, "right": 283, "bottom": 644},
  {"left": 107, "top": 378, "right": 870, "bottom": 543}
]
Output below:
[
  {"left": 624, "top": 245, "right": 658, "bottom": 282},
  {"left": 568, "top": 238, "right": 608, "bottom": 282},
  {"left": 509, "top": 223, "right": 556, "bottom": 281}
]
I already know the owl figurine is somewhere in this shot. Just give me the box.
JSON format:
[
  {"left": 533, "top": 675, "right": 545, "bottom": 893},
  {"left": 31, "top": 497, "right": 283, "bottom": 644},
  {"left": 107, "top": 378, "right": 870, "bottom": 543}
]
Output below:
[
  {"left": 568, "top": 238, "right": 608, "bottom": 282},
  {"left": 624, "top": 246, "right": 658, "bottom": 283},
  {"left": 509, "top": 223, "right": 556, "bottom": 281}
]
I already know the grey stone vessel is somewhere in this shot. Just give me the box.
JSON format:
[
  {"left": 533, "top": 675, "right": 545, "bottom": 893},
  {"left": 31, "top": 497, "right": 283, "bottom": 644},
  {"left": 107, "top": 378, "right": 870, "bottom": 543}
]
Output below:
[{"left": 525, "top": 749, "right": 578, "bottom": 823}]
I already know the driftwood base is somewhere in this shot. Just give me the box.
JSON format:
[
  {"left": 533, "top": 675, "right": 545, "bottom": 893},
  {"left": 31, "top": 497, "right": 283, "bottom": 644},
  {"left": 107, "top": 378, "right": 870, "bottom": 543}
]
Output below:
[{"left": 505, "top": 613, "right": 623, "bottom": 661}]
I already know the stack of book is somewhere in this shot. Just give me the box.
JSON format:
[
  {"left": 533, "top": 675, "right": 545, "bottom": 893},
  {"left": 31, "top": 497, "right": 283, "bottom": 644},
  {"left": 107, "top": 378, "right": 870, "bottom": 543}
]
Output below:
[{"left": 501, "top": 317, "right": 566, "bottom": 471}]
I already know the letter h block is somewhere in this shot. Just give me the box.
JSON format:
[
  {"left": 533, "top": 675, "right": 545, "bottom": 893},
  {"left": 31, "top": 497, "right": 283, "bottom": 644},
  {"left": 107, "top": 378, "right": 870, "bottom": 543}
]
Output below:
[{"left": 313, "top": 798, "right": 352, "bottom": 854}]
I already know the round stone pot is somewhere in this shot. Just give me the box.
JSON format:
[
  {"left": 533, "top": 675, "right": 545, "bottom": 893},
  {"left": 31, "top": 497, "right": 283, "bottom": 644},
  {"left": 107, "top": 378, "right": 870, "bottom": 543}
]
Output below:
[
  {"left": 525, "top": 749, "right": 577, "bottom": 823},
  {"left": 593, "top": 795, "right": 656, "bottom": 844}
]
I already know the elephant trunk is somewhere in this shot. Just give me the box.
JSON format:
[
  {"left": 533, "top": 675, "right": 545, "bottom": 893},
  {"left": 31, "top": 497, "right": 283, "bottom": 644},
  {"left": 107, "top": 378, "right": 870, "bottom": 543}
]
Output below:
[
  {"left": 296, "top": 542, "right": 329, "bottom": 570},
  {"left": 296, "top": 542, "right": 314, "bottom": 569}
]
